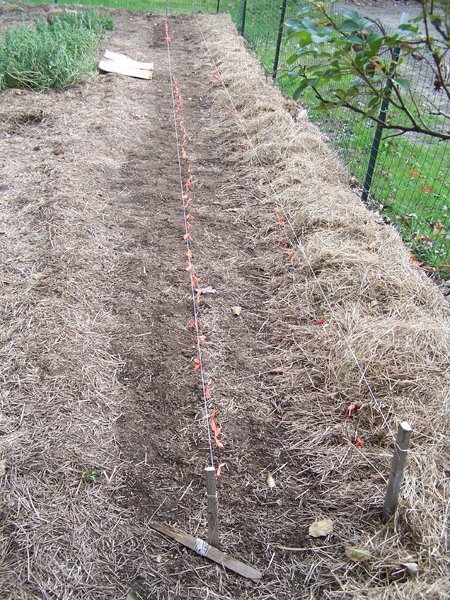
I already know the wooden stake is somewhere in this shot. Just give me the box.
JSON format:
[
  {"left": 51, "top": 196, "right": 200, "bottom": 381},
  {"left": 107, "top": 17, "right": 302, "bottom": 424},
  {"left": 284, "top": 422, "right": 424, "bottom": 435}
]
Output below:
[
  {"left": 382, "top": 421, "right": 412, "bottom": 523},
  {"left": 149, "top": 520, "right": 262, "bottom": 581},
  {"left": 205, "top": 466, "right": 219, "bottom": 548}
]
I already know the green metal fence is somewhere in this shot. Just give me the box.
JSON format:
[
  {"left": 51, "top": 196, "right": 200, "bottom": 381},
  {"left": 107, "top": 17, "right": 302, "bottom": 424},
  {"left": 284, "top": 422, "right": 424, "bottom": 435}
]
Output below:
[{"left": 2, "top": 0, "right": 449, "bottom": 279}]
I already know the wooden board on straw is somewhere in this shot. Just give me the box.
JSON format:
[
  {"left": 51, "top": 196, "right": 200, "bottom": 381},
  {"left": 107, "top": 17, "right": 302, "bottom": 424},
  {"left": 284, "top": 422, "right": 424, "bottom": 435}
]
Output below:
[
  {"left": 149, "top": 521, "right": 262, "bottom": 582},
  {"left": 98, "top": 50, "right": 153, "bottom": 80}
]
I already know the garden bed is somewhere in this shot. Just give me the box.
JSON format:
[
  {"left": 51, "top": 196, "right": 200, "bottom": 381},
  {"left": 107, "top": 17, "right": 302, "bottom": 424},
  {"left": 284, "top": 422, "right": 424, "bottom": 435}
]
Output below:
[{"left": 0, "top": 5, "right": 448, "bottom": 599}]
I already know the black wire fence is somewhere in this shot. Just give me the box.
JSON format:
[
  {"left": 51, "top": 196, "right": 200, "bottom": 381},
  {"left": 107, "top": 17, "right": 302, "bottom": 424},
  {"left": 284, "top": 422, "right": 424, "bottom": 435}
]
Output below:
[{"left": 3, "top": 0, "right": 449, "bottom": 278}]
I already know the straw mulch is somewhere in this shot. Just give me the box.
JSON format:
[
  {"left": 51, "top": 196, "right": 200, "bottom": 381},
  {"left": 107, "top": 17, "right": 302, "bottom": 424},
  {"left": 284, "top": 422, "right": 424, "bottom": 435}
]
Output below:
[
  {"left": 197, "top": 13, "right": 449, "bottom": 599},
  {"left": 0, "top": 5, "right": 448, "bottom": 599}
]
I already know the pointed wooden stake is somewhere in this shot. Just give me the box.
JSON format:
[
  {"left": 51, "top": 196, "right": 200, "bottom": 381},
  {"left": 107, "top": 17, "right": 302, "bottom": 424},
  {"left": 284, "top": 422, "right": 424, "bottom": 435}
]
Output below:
[
  {"left": 382, "top": 421, "right": 412, "bottom": 522},
  {"left": 205, "top": 466, "right": 219, "bottom": 548}
]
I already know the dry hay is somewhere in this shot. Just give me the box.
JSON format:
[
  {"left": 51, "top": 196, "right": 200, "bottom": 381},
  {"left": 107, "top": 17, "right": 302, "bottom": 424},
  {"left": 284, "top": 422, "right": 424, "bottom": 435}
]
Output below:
[
  {"left": 198, "top": 13, "right": 449, "bottom": 599},
  {"left": 0, "top": 10, "right": 173, "bottom": 598}
]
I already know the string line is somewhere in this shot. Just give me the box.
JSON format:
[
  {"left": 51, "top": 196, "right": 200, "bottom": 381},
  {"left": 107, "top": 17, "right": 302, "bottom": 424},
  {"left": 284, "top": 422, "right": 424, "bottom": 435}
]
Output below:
[{"left": 164, "top": 16, "right": 215, "bottom": 467}]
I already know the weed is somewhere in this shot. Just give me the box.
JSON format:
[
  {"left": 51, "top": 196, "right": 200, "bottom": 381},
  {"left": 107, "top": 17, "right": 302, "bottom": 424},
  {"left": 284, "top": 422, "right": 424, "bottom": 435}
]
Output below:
[{"left": 82, "top": 467, "right": 101, "bottom": 486}]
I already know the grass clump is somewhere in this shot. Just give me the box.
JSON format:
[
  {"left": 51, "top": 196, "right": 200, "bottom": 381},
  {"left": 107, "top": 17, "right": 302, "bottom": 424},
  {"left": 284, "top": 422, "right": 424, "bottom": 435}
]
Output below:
[{"left": 0, "top": 10, "right": 114, "bottom": 91}]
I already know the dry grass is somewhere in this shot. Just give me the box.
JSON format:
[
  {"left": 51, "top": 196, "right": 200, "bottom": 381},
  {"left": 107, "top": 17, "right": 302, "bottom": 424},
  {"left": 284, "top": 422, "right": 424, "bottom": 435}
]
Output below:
[
  {"left": 197, "top": 13, "right": 449, "bottom": 598},
  {"left": 0, "top": 11, "right": 170, "bottom": 598}
]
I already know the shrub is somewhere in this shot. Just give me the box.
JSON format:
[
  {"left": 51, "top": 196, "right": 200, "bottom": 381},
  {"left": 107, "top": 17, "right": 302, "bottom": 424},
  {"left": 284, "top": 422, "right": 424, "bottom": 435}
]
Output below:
[{"left": 0, "top": 10, "right": 115, "bottom": 91}]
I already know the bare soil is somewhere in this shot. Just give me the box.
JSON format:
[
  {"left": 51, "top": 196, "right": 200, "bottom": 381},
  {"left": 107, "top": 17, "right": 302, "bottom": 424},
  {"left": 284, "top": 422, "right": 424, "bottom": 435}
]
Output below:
[{"left": 1, "top": 5, "right": 448, "bottom": 600}]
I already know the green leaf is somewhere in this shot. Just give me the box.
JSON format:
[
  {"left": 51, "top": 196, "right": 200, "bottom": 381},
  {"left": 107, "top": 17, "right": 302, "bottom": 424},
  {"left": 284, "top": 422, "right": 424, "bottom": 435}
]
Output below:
[
  {"left": 339, "top": 19, "right": 362, "bottom": 33},
  {"left": 302, "top": 16, "right": 318, "bottom": 31},
  {"left": 368, "top": 96, "right": 381, "bottom": 110},
  {"left": 293, "top": 80, "right": 309, "bottom": 100},
  {"left": 285, "top": 18, "right": 301, "bottom": 31},
  {"left": 343, "top": 10, "right": 361, "bottom": 21},
  {"left": 82, "top": 467, "right": 101, "bottom": 486},
  {"left": 367, "top": 31, "right": 383, "bottom": 54},
  {"left": 397, "top": 23, "right": 419, "bottom": 33},
  {"left": 348, "top": 34, "right": 365, "bottom": 45},
  {"left": 293, "top": 30, "right": 313, "bottom": 47},
  {"left": 393, "top": 77, "right": 411, "bottom": 90}
]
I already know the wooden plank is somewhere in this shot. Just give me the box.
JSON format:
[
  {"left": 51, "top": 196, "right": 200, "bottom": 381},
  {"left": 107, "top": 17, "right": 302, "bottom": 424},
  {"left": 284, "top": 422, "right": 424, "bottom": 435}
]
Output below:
[
  {"left": 98, "top": 58, "right": 153, "bottom": 80},
  {"left": 104, "top": 49, "right": 154, "bottom": 71},
  {"left": 149, "top": 520, "right": 262, "bottom": 582}
]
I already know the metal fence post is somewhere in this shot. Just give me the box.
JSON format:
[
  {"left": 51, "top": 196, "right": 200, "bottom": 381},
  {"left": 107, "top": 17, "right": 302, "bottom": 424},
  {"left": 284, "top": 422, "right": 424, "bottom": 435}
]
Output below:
[
  {"left": 240, "top": 0, "right": 248, "bottom": 36},
  {"left": 273, "top": 0, "right": 288, "bottom": 80},
  {"left": 362, "top": 13, "right": 408, "bottom": 203},
  {"left": 216, "top": 0, "right": 221, "bottom": 12}
]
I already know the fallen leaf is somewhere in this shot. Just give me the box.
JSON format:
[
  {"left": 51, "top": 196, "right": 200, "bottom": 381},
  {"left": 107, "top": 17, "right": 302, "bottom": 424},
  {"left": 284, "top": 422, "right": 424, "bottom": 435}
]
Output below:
[
  {"left": 0, "top": 459, "right": 6, "bottom": 476},
  {"left": 48, "top": 225, "right": 57, "bottom": 235},
  {"left": 187, "top": 320, "right": 196, "bottom": 329},
  {"left": 210, "top": 408, "right": 224, "bottom": 449},
  {"left": 32, "top": 272, "right": 49, "bottom": 281},
  {"left": 409, "top": 252, "right": 422, "bottom": 264},
  {"left": 231, "top": 306, "right": 242, "bottom": 316},
  {"left": 270, "top": 366, "right": 290, "bottom": 374},
  {"left": 195, "top": 286, "right": 216, "bottom": 294},
  {"left": 355, "top": 437, "right": 364, "bottom": 448},
  {"left": 216, "top": 462, "right": 227, "bottom": 478},
  {"left": 309, "top": 519, "right": 333, "bottom": 538},
  {"left": 205, "top": 383, "right": 212, "bottom": 401},
  {"left": 422, "top": 186, "right": 433, "bottom": 193},
  {"left": 345, "top": 546, "right": 372, "bottom": 562},
  {"left": 346, "top": 403, "right": 357, "bottom": 420},
  {"left": 267, "top": 473, "right": 276, "bottom": 489},
  {"left": 191, "top": 275, "right": 200, "bottom": 286},
  {"left": 316, "top": 319, "right": 326, "bottom": 326},
  {"left": 276, "top": 214, "right": 286, "bottom": 223},
  {"left": 193, "top": 358, "right": 200, "bottom": 371},
  {"left": 409, "top": 168, "right": 420, "bottom": 177},
  {"left": 401, "top": 562, "right": 419, "bottom": 578},
  {"left": 432, "top": 221, "right": 445, "bottom": 235}
]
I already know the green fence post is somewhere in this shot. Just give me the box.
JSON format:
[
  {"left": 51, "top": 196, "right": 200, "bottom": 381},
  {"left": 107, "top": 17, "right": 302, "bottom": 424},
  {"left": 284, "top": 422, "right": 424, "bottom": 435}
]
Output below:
[
  {"left": 240, "top": 0, "right": 248, "bottom": 36},
  {"left": 361, "top": 46, "right": 402, "bottom": 202},
  {"left": 273, "top": 0, "right": 288, "bottom": 80},
  {"left": 216, "top": 0, "right": 221, "bottom": 12},
  {"left": 362, "top": 13, "right": 407, "bottom": 203}
]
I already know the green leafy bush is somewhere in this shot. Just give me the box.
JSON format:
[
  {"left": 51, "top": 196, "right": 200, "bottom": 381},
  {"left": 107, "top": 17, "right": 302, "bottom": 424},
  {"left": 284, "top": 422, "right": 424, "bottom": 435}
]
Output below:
[{"left": 0, "top": 10, "right": 114, "bottom": 91}]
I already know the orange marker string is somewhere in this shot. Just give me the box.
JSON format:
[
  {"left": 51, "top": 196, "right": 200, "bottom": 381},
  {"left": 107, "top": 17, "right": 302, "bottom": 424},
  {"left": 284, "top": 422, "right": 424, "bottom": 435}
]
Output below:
[{"left": 165, "top": 20, "right": 216, "bottom": 467}]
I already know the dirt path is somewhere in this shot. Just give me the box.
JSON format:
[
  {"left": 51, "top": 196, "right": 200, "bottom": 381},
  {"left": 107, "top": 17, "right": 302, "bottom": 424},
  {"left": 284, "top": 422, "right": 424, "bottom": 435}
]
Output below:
[{"left": 341, "top": 1, "right": 422, "bottom": 31}]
